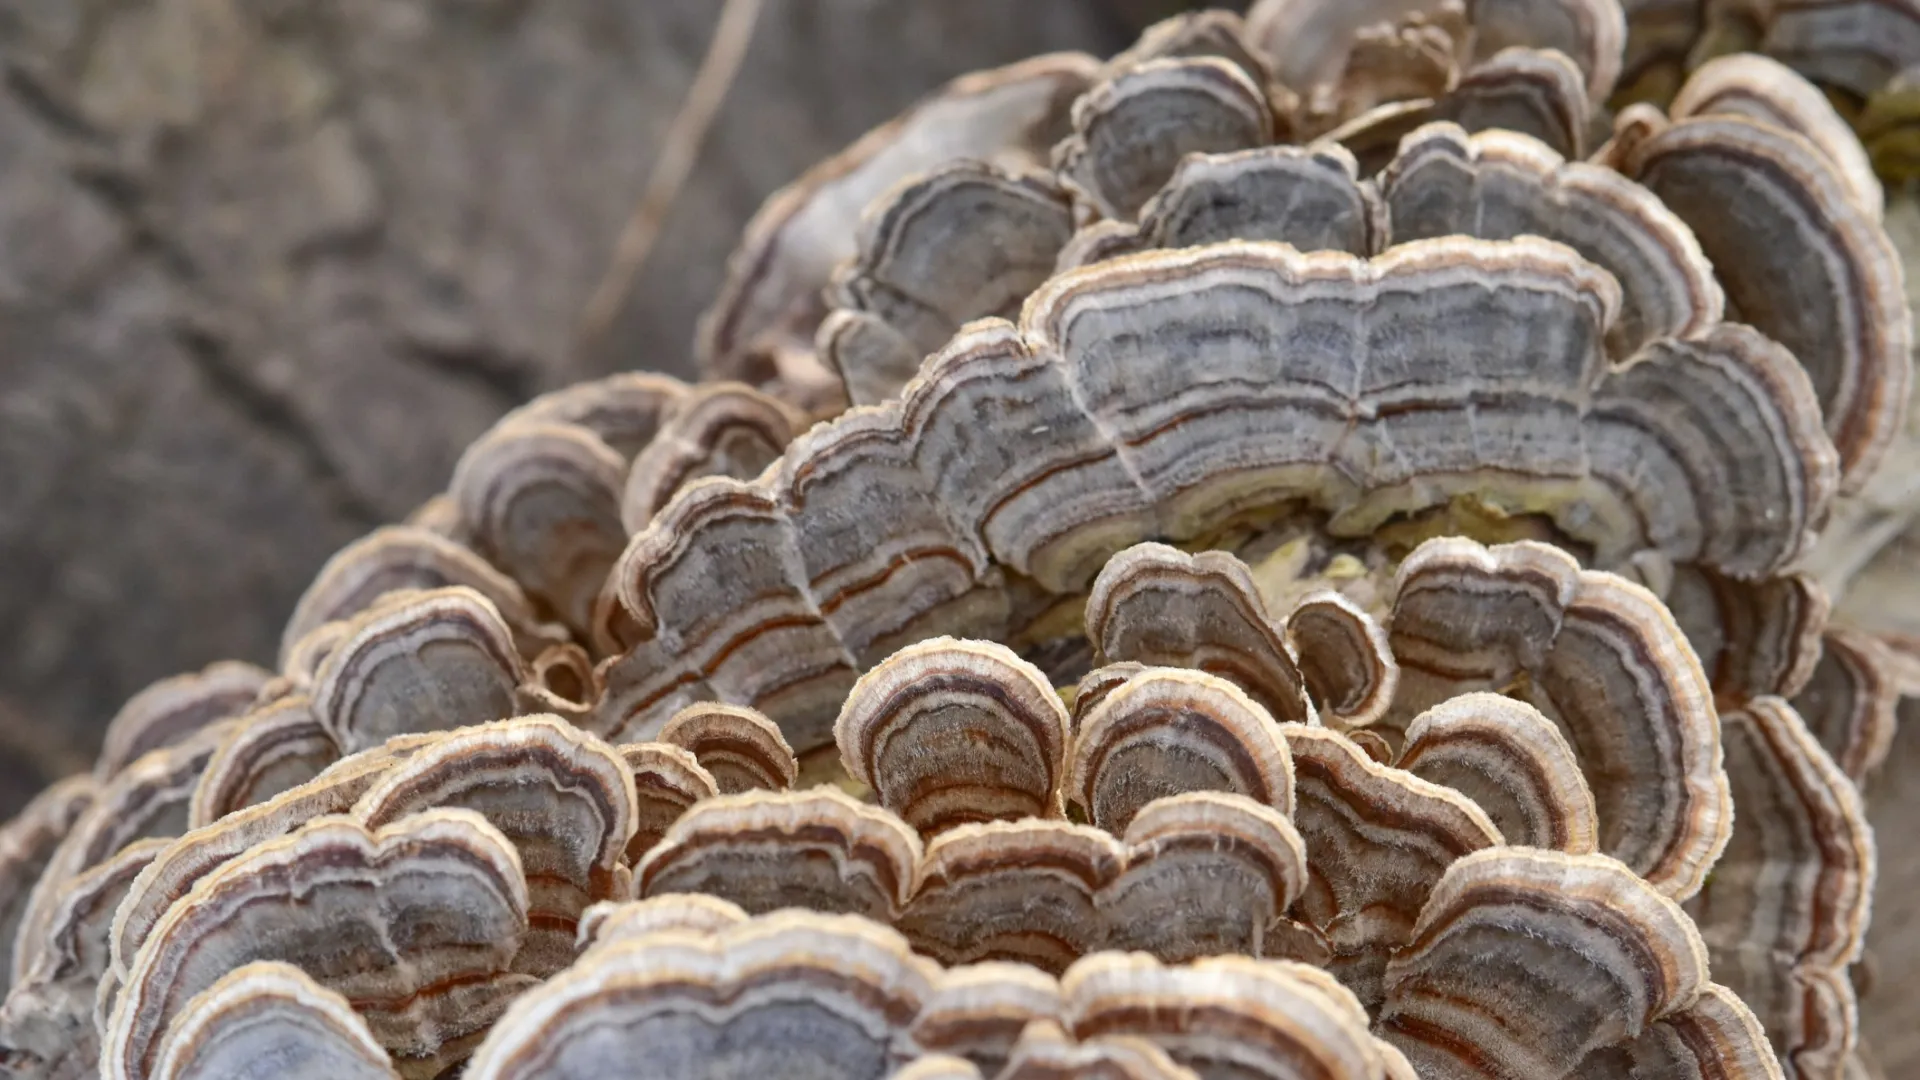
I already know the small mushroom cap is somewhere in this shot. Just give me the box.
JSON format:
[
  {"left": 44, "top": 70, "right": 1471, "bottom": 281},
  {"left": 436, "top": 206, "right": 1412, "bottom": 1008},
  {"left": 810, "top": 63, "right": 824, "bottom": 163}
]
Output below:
[
  {"left": 1387, "top": 537, "right": 1731, "bottom": 899},
  {"left": 614, "top": 741, "right": 719, "bottom": 865},
  {"left": 900, "top": 792, "right": 1305, "bottom": 972},
  {"left": 1620, "top": 114, "right": 1913, "bottom": 492},
  {"left": 1376, "top": 847, "right": 1772, "bottom": 1080},
  {"left": 1465, "top": 0, "right": 1628, "bottom": 101},
  {"left": 462, "top": 911, "right": 940, "bottom": 1080},
  {"left": 619, "top": 382, "right": 804, "bottom": 533},
  {"left": 1067, "top": 668, "right": 1294, "bottom": 833},
  {"left": 825, "top": 162, "right": 1076, "bottom": 407},
  {"left": 1053, "top": 58, "right": 1276, "bottom": 221},
  {"left": 1670, "top": 53, "right": 1884, "bottom": 222},
  {"left": 1285, "top": 590, "right": 1400, "bottom": 728},
  {"left": 109, "top": 739, "right": 428, "bottom": 997},
  {"left": 96, "top": 662, "right": 273, "bottom": 780},
  {"left": 0, "top": 774, "right": 95, "bottom": 995},
  {"left": 1245, "top": 0, "right": 1459, "bottom": 103},
  {"left": 1377, "top": 121, "right": 1722, "bottom": 358},
  {"left": 1061, "top": 951, "right": 1399, "bottom": 1079},
  {"left": 450, "top": 421, "right": 628, "bottom": 635},
  {"left": 0, "top": 838, "right": 166, "bottom": 1078},
  {"left": 278, "top": 526, "right": 565, "bottom": 670},
  {"left": 187, "top": 695, "right": 337, "bottom": 829},
  {"left": 1058, "top": 144, "right": 1383, "bottom": 266},
  {"left": 699, "top": 53, "right": 1098, "bottom": 393},
  {"left": 657, "top": 702, "right": 797, "bottom": 794},
  {"left": 1086, "top": 543, "right": 1311, "bottom": 725},
  {"left": 911, "top": 962, "right": 1065, "bottom": 1073},
  {"left": 104, "top": 809, "right": 532, "bottom": 1080},
  {"left": 635, "top": 787, "right": 922, "bottom": 921},
  {"left": 312, "top": 587, "right": 527, "bottom": 754},
  {"left": 152, "top": 961, "right": 399, "bottom": 1080},
  {"left": 1790, "top": 627, "right": 1901, "bottom": 781},
  {"left": 494, "top": 372, "right": 691, "bottom": 461},
  {"left": 17, "top": 723, "right": 237, "bottom": 986},
  {"left": 836, "top": 637, "right": 1069, "bottom": 836},
  {"left": 1282, "top": 724, "right": 1501, "bottom": 1006},
  {"left": 1659, "top": 565, "right": 1829, "bottom": 702},
  {"left": 351, "top": 717, "right": 640, "bottom": 977},
  {"left": 1398, "top": 692, "right": 1601, "bottom": 853},
  {"left": 1760, "top": 0, "right": 1920, "bottom": 97},
  {"left": 1685, "top": 696, "right": 1873, "bottom": 1076}
]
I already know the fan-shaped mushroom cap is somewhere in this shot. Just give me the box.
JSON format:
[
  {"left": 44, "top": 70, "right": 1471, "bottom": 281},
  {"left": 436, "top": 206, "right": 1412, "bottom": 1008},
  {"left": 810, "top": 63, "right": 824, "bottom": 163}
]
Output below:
[
  {"left": 1685, "top": 696, "right": 1873, "bottom": 1076},
  {"left": 1085, "top": 544, "right": 1311, "bottom": 726},
  {"left": 1466, "top": 0, "right": 1628, "bottom": 102},
  {"left": 574, "top": 894, "right": 749, "bottom": 953},
  {"left": 619, "top": 383, "right": 804, "bottom": 533},
  {"left": 1377, "top": 847, "right": 1774, "bottom": 1080},
  {"left": 656, "top": 702, "right": 796, "bottom": 794},
  {"left": 151, "top": 961, "right": 398, "bottom": 1080},
  {"left": 187, "top": 696, "right": 336, "bottom": 829},
  {"left": 823, "top": 163, "right": 1077, "bottom": 407},
  {"left": 1067, "top": 669, "right": 1294, "bottom": 833},
  {"left": 1355, "top": 46, "right": 1592, "bottom": 163},
  {"left": 1053, "top": 58, "right": 1277, "bottom": 221},
  {"left": 699, "top": 53, "right": 1098, "bottom": 397},
  {"left": 900, "top": 819, "right": 1115, "bottom": 971},
  {"left": 601, "top": 237, "right": 1836, "bottom": 747},
  {"left": 614, "top": 742, "right": 718, "bottom": 864},
  {"left": 837, "top": 638, "right": 1069, "bottom": 836},
  {"left": 0, "top": 838, "right": 165, "bottom": 1078},
  {"left": 1671, "top": 53, "right": 1884, "bottom": 222},
  {"left": 1378, "top": 122, "right": 1722, "bottom": 357},
  {"left": 1790, "top": 628, "right": 1901, "bottom": 782},
  {"left": 1107, "top": 10, "right": 1278, "bottom": 97},
  {"left": 0, "top": 775, "right": 94, "bottom": 995},
  {"left": 493, "top": 372, "right": 691, "bottom": 461},
  {"left": 450, "top": 421, "right": 627, "bottom": 636},
  {"left": 1387, "top": 537, "right": 1731, "bottom": 898},
  {"left": 17, "top": 723, "right": 236, "bottom": 983},
  {"left": 104, "top": 809, "right": 532, "bottom": 1080},
  {"left": 96, "top": 663, "right": 272, "bottom": 780},
  {"left": 1057, "top": 145, "right": 1384, "bottom": 267},
  {"left": 1282, "top": 724, "right": 1501, "bottom": 1005},
  {"left": 1398, "top": 692, "right": 1601, "bottom": 853},
  {"left": 1760, "top": 0, "right": 1920, "bottom": 97},
  {"left": 1660, "top": 565, "right": 1830, "bottom": 702},
  {"left": 312, "top": 587, "right": 527, "bottom": 753},
  {"left": 351, "top": 717, "right": 638, "bottom": 977},
  {"left": 1619, "top": 114, "right": 1912, "bottom": 492},
  {"left": 462, "top": 911, "right": 940, "bottom": 1080},
  {"left": 1245, "top": 0, "right": 1461, "bottom": 110},
  {"left": 1285, "top": 591, "right": 1400, "bottom": 728},
  {"left": 900, "top": 792, "right": 1306, "bottom": 972},
  {"left": 108, "top": 739, "right": 429, "bottom": 997},
  {"left": 635, "top": 787, "right": 922, "bottom": 921},
  {"left": 911, "top": 963, "right": 1065, "bottom": 1074},
  {"left": 279, "top": 527, "right": 565, "bottom": 670},
  {"left": 1062, "top": 951, "right": 1401, "bottom": 1079}
]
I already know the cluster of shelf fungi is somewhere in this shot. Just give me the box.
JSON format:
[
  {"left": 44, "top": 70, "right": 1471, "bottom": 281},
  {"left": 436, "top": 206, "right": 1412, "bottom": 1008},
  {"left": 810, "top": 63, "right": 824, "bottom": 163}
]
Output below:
[{"left": 9, "top": 0, "right": 1920, "bottom": 1076}]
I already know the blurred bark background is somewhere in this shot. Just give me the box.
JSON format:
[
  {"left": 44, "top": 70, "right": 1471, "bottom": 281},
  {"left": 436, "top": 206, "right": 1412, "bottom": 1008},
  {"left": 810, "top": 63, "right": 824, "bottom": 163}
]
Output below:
[
  {"left": 0, "top": 0, "right": 1207, "bottom": 782},
  {"left": 5, "top": 2, "right": 1920, "bottom": 1068}
]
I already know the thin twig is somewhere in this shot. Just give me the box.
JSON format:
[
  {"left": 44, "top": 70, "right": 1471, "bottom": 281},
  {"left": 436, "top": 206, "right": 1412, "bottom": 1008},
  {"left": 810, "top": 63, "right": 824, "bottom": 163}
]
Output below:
[{"left": 576, "top": 0, "right": 764, "bottom": 352}]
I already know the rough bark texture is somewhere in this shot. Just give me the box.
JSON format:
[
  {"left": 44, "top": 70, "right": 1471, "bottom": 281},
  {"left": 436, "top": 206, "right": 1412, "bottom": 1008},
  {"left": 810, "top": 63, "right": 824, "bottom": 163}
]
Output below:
[{"left": 0, "top": 0, "right": 1182, "bottom": 790}]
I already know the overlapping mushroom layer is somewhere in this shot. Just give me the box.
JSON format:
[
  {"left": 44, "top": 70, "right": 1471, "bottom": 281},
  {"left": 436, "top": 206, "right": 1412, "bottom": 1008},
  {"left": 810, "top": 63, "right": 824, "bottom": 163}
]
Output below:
[{"left": 0, "top": 5, "right": 1907, "bottom": 1080}]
